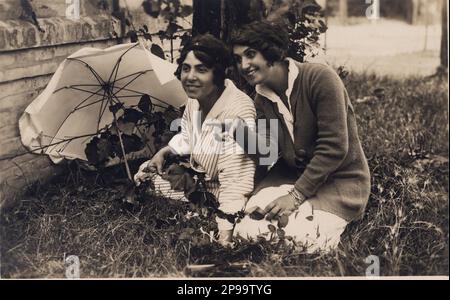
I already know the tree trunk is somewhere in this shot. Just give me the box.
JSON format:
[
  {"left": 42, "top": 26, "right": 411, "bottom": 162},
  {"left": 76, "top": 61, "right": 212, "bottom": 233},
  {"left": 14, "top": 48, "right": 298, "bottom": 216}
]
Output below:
[
  {"left": 192, "top": 0, "right": 253, "bottom": 41},
  {"left": 440, "top": 0, "right": 448, "bottom": 69},
  {"left": 223, "top": 0, "right": 254, "bottom": 42},
  {"left": 192, "top": 0, "right": 222, "bottom": 38}
]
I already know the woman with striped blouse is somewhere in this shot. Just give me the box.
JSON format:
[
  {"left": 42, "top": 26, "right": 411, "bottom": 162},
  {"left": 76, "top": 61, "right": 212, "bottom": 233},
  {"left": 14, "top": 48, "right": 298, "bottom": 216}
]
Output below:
[{"left": 134, "top": 34, "right": 257, "bottom": 245}]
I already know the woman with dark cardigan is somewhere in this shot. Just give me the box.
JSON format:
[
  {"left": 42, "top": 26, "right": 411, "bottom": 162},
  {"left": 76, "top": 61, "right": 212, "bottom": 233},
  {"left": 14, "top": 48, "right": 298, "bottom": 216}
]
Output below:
[{"left": 230, "top": 21, "right": 371, "bottom": 252}]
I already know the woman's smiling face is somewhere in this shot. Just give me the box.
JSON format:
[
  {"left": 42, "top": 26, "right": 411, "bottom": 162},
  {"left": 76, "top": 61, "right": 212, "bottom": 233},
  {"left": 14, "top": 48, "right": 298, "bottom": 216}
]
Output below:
[
  {"left": 180, "top": 51, "right": 217, "bottom": 102},
  {"left": 233, "top": 45, "right": 271, "bottom": 86}
]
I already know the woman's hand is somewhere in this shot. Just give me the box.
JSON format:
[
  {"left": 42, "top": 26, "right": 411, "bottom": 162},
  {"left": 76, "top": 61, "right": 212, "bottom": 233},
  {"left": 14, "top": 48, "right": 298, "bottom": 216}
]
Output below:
[
  {"left": 134, "top": 146, "right": 171, "bottom": 185},
  {"left": 263, "top": 194, "right": 297, "bottom": 221}
]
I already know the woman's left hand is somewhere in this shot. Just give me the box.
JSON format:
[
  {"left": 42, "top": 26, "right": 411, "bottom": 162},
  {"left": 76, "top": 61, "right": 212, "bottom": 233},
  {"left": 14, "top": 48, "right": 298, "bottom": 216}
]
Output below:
[{"left": 263, "top": 194, "right": 297, "bottom": 221}]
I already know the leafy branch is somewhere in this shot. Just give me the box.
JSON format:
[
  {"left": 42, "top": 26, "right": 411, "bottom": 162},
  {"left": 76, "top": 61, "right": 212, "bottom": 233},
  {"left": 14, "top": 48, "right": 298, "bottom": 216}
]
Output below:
[
  {"left": 264, "top": 0, "right": 327, "bottom": 61},
  {"left": 112, "top": 0, "right": 193, "bottom": 61},
  {"left": 143, "top": 158, "right": 292, "bottom": 239},
  {"left": 84, "top": 94, "right": 182, "bottom": 171}
]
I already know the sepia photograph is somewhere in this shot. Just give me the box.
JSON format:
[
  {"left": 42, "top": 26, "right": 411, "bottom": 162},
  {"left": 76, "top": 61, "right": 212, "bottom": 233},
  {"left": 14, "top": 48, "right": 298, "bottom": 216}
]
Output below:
[{"left": 0, "top": 0, "right": 448, "bottom": 281}]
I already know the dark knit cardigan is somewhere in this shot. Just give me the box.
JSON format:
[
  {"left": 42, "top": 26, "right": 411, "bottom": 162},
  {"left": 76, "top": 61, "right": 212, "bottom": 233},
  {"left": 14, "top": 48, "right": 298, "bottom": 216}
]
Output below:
[{"left": 254, "top": 61, "right": 371, "bottom": 222}]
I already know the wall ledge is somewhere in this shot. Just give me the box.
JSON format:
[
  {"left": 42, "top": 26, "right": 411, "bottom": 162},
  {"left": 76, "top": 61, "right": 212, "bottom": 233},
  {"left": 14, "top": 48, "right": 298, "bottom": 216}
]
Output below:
[{"left": 0, "top": 15, "right": 116, "bottom": 52}]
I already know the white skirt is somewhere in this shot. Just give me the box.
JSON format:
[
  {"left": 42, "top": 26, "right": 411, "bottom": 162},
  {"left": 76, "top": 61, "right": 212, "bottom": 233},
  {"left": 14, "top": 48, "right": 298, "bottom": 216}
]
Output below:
[{"left": 234, "top": 162, "right": 348, "bottom": 253}]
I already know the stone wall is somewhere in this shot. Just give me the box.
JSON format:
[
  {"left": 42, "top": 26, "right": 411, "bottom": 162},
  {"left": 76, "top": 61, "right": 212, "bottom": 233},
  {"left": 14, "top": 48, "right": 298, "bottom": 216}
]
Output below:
[{"left": 0, "top": 0, "right": 192, "bottom": 209}]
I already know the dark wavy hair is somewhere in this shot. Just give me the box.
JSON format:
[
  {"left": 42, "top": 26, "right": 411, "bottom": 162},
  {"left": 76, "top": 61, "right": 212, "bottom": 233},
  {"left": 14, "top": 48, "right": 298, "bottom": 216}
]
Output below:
[
  {"left": 174, "top": 34, "right": 232, "bottom": 87},
  {"left": 230, "top": 21, "right": 289, "bottom": 65}
]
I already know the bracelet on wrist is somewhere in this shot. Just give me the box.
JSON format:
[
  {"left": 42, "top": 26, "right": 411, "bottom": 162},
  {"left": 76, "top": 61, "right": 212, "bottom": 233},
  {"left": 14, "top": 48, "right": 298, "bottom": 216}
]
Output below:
[{"left": 288, "top": 188, "right": 306, "bottom": 210}]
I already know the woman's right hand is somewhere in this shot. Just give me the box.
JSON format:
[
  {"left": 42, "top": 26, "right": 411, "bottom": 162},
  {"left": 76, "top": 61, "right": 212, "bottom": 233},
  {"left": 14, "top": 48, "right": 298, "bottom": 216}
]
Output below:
[{"left": 134, "top": 149, "right": 167, "bottom": 186}]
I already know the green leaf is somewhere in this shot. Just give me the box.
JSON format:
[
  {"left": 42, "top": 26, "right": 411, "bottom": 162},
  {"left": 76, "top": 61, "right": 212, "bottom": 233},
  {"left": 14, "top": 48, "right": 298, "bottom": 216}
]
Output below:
[
  {"left": 122, "top": 108, "right": 142, "bottom": 124},
  {"left": 85, "top": 138, "right": 100, "bottom": 164},
  {"left": 85, "top": 135, "right": 114, "bottom": 165},
  {"left": 143, "top": 33, "right": 152, "bottom": 41},
  {"left": 152, "top": 112, "right": 167, "bottom": 134},
  {"left": 180, "top": 5, "right": 193, "bottom": 17},
  {"left": 151, "top": 44, "right": 165, "bottom": 60},
  {"left": 165, "top": 22, "right": 182, "bottom": 37},
  {"left": 163, "top": 164, "right": 197, "bottom": 194},
  {"left": 180, "top": 32, "right": 191, "bottom": 47},
  {"left": 108, "top": 133, "right": 143, "bottom": 158},
  {"left": 268, "top": 224, "right": 277, "bottom": 233},
  {"left": 121, "top": 134, "right": 144, "bottom": 153},
  {"left": 114, "top": 118, "right": 135, "bottom": 135},
  {"left": 142, "top": 0, "right": 161, "bottom": 18},
  {"left": 128, "top": 30, "right": 138, "bottom": 43},
  {"left": 164, "top": 105, "right": 181, "bottom": 122},
  {"left": 109, "top": 103, "right": 123, "bottom": 114},
  {"left": 159, "top": 6, "right": 172, "bottom": 20},
  {"left": 138, "top": 94, "right": 152, "bottom": 113}
]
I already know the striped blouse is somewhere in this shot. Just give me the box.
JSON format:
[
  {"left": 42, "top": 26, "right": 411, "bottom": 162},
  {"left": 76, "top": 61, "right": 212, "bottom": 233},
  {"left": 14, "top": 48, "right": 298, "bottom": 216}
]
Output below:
[{"left": 168, "top": 79, "right": 256, "bottom": 231}]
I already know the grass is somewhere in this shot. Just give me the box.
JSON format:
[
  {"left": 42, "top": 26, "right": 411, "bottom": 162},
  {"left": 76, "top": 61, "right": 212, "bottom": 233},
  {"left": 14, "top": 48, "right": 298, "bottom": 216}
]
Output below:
[{"left": 1, "top": 72, "right": 448, "bottom": 278}]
